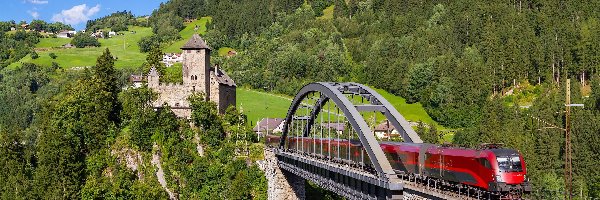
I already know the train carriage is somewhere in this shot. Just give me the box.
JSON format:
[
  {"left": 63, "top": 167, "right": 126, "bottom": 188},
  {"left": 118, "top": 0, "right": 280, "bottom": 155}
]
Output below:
[{"left": 266, "top": 134, "right": 531, "bottom": 198}]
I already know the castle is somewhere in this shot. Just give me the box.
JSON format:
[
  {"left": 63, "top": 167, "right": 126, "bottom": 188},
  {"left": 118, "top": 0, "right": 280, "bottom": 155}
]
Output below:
[{"left": 148, "top": 34, "right": 236, "bottom": 118}]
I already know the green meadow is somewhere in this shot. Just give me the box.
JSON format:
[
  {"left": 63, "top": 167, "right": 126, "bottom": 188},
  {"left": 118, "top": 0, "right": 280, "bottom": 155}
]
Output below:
[
  {"left": 236, "top": 88, "right": 292, "bottom": 126},
  {"left": 35, "top": 38, "right": 72, "bottom": 48},
  {"left": 9, "top": 26, "right": 153, "bottom": 69},
  {"left": 163, "top": 17, "right": 212, "bottom": 53},
  {"left": 237, "top": 86, "right": 446, "bottom": 132},
  {"left": 317, "top": 5, "right": 334, "bottom": 20}
]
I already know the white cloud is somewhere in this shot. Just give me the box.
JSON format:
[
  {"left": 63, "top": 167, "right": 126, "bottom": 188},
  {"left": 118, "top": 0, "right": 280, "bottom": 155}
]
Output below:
[
  {"left": 28, "top": 10, "right": 40, "bottom": 19},
  {"left": 26, "top": 0, "right": 48, "bottom": 4},
  {"left": 51, "top": 4, "right": 101, "bottom": 25}
]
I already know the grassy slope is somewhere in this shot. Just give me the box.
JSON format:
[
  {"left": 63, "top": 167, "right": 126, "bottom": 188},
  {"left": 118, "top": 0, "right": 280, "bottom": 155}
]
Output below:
[
  {"left": 237, "top": 87, "right": 444, "bottom": 130},
  {"left": 36, "top": 38, "right": 72, "bottom": 48},
  {"left": 317, "top": 5, "right": 335, "bottom": 20},
  {"left": 163, "top": 17, "right": 212, "bottom": 53},
  {"left": 10, "top": 26, "right": 152, "bottom": 69},
  {"left": 237, "top": 88, "right": 292, "bottom": 126},
  {"left": 161, "top": 17, "right": 235, "bottom": 57},
  {"left": 374, "top": 88, "right": 439, "bottom": 127},
  {"left": 218, "top": 47, "right": 235, "bottom": 57}
]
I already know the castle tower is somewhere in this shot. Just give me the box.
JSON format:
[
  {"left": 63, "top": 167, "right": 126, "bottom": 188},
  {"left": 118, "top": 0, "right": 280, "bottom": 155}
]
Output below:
[
  {"left": 147, "top": 67, "right": 159, "bottom": 88},
  {"left": 181, "top": 34, "right": 211, "bottom": 99}
]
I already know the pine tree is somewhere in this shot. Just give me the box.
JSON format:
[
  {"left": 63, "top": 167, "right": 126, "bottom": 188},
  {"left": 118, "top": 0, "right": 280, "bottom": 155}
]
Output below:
[
  {"left": 145, "top": 47, "right": 166, "bottom": 77},
  {"left": 94, "top": 48, "right": 120, "bottom": 124}
]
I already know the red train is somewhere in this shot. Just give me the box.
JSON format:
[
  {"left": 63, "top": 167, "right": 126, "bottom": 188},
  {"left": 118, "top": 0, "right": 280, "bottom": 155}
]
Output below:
[{"left": 266, "top": 134, "right": 532, "bottom": 196}]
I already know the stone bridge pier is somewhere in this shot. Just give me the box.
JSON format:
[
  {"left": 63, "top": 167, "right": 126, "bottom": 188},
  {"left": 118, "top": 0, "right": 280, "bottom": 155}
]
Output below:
[{"left": 258, "top": 149, "right": 306, "bottom": 200}]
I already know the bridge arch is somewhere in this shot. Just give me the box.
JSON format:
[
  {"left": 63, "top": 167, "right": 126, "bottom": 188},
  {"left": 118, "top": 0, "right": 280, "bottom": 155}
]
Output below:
[{"left": 280, "top": 82, "right": 423, "bottom": 178}]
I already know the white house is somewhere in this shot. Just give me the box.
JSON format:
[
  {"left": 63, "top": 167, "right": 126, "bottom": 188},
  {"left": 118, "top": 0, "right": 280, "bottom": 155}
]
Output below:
[
  {"left": 253, "top": 118, "right": 285, "bottom": 137},
  {"left": 373, "top": 120, "right": 400, "bottom": 139},
  {"left": 57, "top": 30, "right": 76, "bottom": 38},
  {"left": 162, "top": 53, "right": 183, "bottom": 67},
  {"left": 108, "top": 31, "right": 116, "bottom": 37}
]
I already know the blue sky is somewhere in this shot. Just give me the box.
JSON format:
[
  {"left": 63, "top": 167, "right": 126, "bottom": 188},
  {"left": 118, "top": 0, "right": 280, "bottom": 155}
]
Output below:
[{"left": 1, "top": 0, "right": 169, "bottom": 30}]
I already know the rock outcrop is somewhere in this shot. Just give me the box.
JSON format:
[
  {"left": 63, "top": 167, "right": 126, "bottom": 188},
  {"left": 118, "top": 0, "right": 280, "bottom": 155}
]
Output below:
[{"left": 258, "top": 149, "right": 305, "bottom": 200}]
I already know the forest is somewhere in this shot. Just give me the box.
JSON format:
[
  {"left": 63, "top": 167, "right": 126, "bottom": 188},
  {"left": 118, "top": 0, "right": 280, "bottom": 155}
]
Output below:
[
  {"left": 85, "top": 11, "right": 141, "bottom": 32},
  {"left": 0, "top": 29, "right": 42, "bottom": 68}
]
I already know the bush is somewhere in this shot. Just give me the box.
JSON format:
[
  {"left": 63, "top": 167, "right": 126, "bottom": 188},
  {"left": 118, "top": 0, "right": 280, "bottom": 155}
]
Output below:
[
  {"left": 30, "top": 51, "right": 39, "bottom": 59},
  {"left": 138, "top": 35, "right": 161, "bottom": 53},
  {"left": 71, "top": 32, "right": 100, "bottom": 48},
  {"left": 49, "top": 53, "right": 57, "bottom": 59}
]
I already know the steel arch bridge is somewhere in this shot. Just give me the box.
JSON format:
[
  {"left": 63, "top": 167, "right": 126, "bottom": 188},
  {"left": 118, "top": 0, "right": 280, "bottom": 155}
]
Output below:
[
  {"left": 281, "top": 82, "right": 423, "bottom": 174},
  {"left": 265, "top": 82, "right": 516, "bottom": 200},
  {"left": 268, "top": 82, "right": 433, "bottom": 199}
]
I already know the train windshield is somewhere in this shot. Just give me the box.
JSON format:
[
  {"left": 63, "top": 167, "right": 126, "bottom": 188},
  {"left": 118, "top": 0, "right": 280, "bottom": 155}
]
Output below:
[{"left": 496, "top": 155, "right": 523, "bottom": 172}]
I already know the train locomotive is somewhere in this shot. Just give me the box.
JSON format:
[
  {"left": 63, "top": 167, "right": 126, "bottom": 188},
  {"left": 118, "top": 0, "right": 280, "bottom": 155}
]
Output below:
[{"left": 266, "top": 134, "right": 532, "bottom": 198}]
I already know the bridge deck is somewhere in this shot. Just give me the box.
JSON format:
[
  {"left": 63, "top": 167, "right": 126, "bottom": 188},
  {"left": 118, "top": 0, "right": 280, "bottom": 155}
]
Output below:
[{"left": 273, "top": 148, "right": 484, "bottom": 200}]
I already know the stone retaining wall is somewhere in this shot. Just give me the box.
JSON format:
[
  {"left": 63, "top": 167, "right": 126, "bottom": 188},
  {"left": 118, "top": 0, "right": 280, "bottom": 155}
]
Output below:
[{"left": 258, "top": 150, "right": 306, "bottom": 200}]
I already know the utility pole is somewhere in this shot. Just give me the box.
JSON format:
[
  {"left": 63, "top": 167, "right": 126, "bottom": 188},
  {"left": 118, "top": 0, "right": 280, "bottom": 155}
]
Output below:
[
  {"left": 563, "top": 79, "right": 584, "bottom": 200},
  {"left": 527, "top": 78, "right": 582, "bottom": 199},
  {"left": 565, "top": 79, "right": 572, "bottom": 200}
]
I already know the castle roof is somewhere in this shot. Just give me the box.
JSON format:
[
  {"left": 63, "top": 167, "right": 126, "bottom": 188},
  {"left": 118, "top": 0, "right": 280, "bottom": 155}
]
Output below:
[
  {"left": 210, "top": 66, "right": 236, "bottom": 87},
  {"left": 181, "top": 34, "right": 211, "bottom": 50},
  {"left": 148, "top": 67, "right": 159, "bottom": 77}
]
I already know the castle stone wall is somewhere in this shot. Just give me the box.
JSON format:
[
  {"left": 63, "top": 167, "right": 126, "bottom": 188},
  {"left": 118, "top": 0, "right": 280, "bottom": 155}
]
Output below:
[
  {"left": 219, "top": 84, "right": 236, "bottom": 113},
  {"left": 209, "top": 77, "right": 220, "bottom": 109},
  {"left": 152, "top": 83, "right": 192, "bottom": 108}
]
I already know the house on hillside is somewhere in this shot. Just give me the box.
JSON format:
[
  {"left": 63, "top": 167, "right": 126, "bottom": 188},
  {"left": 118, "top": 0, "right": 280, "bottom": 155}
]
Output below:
[
  {"left": 63, "top": 43, "right": 74, "bottom": 48},
  {"left": 162, "top": 53, "right": 183, "bottom": 67},
  {"left": 91, "top": 30, "right": 104, "bottom": 38},
  {"left": 10, "top": 27, "right": 16, "bottom": 31},
  {"left": 227, "top": 50, "right": 237, "bottom": 57},
  {"left": 129, "top": 74, "right": 144, "bottom": 88},
  {"left": 20, "top": 24, "right": 29, "bottom": 30},
  {"left": 373, "top": 120, "right": 400, "bottom": 139},
  {"left": 57, "top": 30, "right": 76, "bottom": 38},
  {"left": 108, "top": 31, "right": 116, "bottom": 37},
  {"left": 253, "top": 118, "right": 285, "bottom": 137},
  {"left": 319, "top": 122, "right": 346, "bottom": 135}
]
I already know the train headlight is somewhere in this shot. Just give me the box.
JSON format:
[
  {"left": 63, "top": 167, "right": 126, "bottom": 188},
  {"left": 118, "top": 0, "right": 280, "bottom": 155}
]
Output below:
[{"left": 495, "top": 175, "right": 503, "bottom": 182}]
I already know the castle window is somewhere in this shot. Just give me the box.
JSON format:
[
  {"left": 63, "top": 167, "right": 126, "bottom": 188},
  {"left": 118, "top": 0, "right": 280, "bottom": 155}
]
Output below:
[
  {"left": 175, "top": 103, "right": 180, "bottom": 107},
  {"left": 196, "top": 50, "right": 200, "bottom": 53},
  {"left": 194, "top": 75, "right": 198, "bottom": 80},
  {"left": 191, "top": 75, "right": 194, "bottom": 80},
  {"left": 193, "top": 86, "right": 196, "bottom": 91}
]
